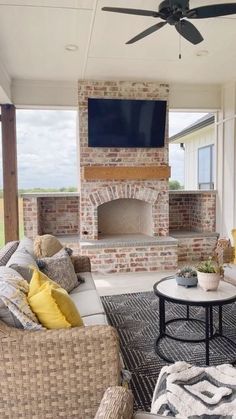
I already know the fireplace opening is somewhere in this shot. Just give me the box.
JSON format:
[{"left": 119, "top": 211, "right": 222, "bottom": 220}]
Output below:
[{"left": 97, "top": 198, "right": 152, "bottom": 238}]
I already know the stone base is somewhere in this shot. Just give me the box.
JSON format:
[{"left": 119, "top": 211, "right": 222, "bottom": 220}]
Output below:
[
  {"left": 170, "top": 231, "right": 219, "bottom": 264},
  {"left": 60, "top": 234, "right": 178, "bottom": 273},
  {"left": 59, "top": 232, "right": 218, "bottom": 273}
]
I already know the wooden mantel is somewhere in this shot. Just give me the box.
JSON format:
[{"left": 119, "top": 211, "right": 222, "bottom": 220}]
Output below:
[{"left": 82, "top": 165, "right": 171, "bottom": 181}]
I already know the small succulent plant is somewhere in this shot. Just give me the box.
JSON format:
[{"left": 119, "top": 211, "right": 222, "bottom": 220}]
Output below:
[
  {"left": 176, "top": 266, "right": 197, "bottom": 278},
  {"left": 197, "top": 258, "right": 224, "bottom": 275}
]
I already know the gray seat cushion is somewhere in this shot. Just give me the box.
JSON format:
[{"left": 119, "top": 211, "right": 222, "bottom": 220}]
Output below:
[
  {"left": 70, "top": 272, "right": 96, "bottom": 293},
  {"left": 224, "top": 264, "right": 236, "bottom": 286},
  {"left": 70, "top": 290, "right": 105, "bottom": 317},
  {"left": 82, "top": 314, "right": 108, "bottom": 326}
]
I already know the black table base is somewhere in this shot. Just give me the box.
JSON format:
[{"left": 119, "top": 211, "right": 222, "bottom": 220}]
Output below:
[{"left": 155, "top": 300, "right": 236, "bottom": 366}]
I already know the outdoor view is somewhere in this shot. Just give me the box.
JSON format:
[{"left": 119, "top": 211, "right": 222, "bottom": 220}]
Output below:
[
  {"left": 0, "top": 109, "right": 207, "bottom": 245},
  {"left": 0, "top": 109, "right": 77, "bottom": 245}
]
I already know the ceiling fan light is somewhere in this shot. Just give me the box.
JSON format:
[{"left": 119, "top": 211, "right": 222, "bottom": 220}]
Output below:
[
  {"left": 196, "top": 49, "right": 209, "bottom": 57},
  {"left": 65, "top": 44, "right": 78, "bottom": 52}
]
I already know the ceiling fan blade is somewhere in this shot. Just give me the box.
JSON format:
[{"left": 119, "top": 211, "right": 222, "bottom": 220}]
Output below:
[
  {"left": 102, "top": 7, "right": 159, "bottom": 17},
  {"left": 126, "top": 22, "right": 167, "bottom": 45},
  {"left": 175, "top": 20, "right": 203, "bottom": 45},
  {"left": 187, "top": 3, "right": 236, "bottom": 19}
]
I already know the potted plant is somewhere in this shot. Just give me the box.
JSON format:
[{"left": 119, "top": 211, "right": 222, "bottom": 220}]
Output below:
[
  {"left": 176, "top": 266, "right": 198, "bottom": 288},
  {"left": 197, "top": 259, "right": 223, "bottom": 291}
]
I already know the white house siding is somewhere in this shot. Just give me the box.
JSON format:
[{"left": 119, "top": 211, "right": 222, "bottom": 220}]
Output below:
[{"left": 184, "top": 125, "right": 215, "bottom": 190}]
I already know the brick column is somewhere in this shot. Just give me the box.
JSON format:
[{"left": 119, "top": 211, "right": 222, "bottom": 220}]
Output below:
[{"left": 23, "top": 197, "right": 41, "bottom": 239}]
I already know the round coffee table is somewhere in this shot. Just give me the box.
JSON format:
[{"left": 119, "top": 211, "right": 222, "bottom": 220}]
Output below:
[{"left": 153, "top": 276, "right": 236, "bottom": 365}]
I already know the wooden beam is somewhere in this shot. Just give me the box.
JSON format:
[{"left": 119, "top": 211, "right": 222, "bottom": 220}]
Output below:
[
  {"left": 1, "top": 104, "right": 19, "bottom": 243},
  {"left": 82, "top": 165, "right": 171, "bottom": 181}
]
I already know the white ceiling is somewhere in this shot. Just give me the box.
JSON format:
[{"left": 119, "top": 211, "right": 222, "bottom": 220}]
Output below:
[{"left": 0, "top": 0, "right": 236, "bottom": 86}]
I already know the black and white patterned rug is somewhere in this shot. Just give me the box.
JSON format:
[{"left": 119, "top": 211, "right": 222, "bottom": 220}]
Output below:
[{"left": 101, "top": 291, "right": 236, "bottom": 412}]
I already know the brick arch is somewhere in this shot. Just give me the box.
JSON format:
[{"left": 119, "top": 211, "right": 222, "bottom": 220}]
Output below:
[{"left": 89, "top": 185, "right": 160, "bottom": 207}]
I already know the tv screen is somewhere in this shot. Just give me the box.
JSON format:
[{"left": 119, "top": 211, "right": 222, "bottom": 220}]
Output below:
[{"left": 88, "top": 98, "right": 167, "bottom": 148}]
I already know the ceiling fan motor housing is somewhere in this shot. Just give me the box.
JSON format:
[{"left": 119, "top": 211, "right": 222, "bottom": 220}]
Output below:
[{"left": 159, "top": 0, "right": 189, "bottom": 20}]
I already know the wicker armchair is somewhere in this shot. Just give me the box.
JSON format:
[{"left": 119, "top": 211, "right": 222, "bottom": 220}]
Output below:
[
  {"left": 0, "top": 255, "right": 134, "bottom": 419},
  {"left": 0, "top": 322, "right": 133, "bottom": 418}
]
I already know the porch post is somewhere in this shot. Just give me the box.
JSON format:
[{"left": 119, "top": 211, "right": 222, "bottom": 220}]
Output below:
[
  {"left": 1, "top": 104, "right": 19, "bottom": 242},
  {"left": 216, "top": 82, "right": 236, "bottom": 239}
]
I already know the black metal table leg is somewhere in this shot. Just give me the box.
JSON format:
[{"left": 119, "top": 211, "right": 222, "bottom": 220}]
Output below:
[
  {"left": 210, "top": 306, "right": 214, "bottom": 338},
  {"left": 159, "top": 297, "right": 165, "bottom": 337},
  {"left": 186, "top": 305, "right": 190, "bottom": 320},
  {"left": 205, "top": 306, "right": 210, "bottom": 366},
  {"left": 219, "top": 305, "right": 223, "bottom": 336}
]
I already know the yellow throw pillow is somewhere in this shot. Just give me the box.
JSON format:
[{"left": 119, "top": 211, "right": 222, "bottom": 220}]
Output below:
[
  {"left": 28, "top": 270, "right": 84, "bottom": 329},
  {"left": 28, "top": 269, "right": 60, "bottom": 298}
]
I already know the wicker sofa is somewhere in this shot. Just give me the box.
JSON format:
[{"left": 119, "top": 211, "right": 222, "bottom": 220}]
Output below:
[{"left": 0, "top": 252, "right": 136, "bottom": 419}]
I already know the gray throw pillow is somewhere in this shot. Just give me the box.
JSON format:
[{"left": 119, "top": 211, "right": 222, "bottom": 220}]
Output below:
[
  {"left": 6, "top": 248, "right": 37, "bottom": 282},
  {"left": 0, "top": 241, "right": 19, "bottom": 266},
  {"left": 17, "top": 237, "right": 35, "bottom": 257},
  {"left": 39, "top": 251, "right": 78, "bottom": 292}
]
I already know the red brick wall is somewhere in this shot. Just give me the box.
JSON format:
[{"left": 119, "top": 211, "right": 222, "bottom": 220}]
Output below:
[
  {"left": 169, "top": 192, "right": 216, "bottom": 233},
  {"left": 78, "top": 80, "right": 170, "bottom": 240},
  {"left": 23, "top": 195, "right": 80, "bottom": 238},
  {"left": 39, "top": 197, "right": 80, "bottom": 235}
]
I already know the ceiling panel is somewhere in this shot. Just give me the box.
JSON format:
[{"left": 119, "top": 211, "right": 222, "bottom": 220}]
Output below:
[
  {"left": 0, "top": 0, "right": 236, "bottom": 83},
  {"left": 86, "top": 0, "right": 236, "bottom": 83},
  {"left": 0, "top": 2, "right": 94, "bottom": 80}
]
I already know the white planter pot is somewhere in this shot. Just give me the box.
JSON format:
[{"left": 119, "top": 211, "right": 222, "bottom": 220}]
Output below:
[{"left": 197, "top": 271, "right": 221, "bottom": 291}]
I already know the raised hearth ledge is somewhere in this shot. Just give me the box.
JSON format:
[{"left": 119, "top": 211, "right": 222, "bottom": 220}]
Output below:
[
  {"left": 79, "top": 234, "right": 178, "bottom": 249},
  {"left": 21, "top": 192, "right": 79, "bottom": 198},
  {"left": 170, "top": 231, "right": 219, "bottom": 238},
  {"left": 169, "top": 190, "right": 217, "bottom": 195}
]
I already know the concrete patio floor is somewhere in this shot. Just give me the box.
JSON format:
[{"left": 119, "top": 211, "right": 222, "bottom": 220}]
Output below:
[{"left": 93, "top": 270, "right": 176, "bottom": 296}]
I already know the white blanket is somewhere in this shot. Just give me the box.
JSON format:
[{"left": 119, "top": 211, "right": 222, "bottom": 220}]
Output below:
[{"left": 151, "top": 361, "right": 236, "bottom": 418}]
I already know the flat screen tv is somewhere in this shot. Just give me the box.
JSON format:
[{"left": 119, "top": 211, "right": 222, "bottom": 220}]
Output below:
[{"left": 88, "top": 98, "right": 167, "bottom": 148}]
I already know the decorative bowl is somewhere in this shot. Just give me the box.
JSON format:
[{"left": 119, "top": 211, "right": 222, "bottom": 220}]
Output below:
[
  {"left": 197, "top": 271, "right": 221, "bottom": 291},
  {"left": 176, "top": 275, "right": 198, "bottom": 288}
]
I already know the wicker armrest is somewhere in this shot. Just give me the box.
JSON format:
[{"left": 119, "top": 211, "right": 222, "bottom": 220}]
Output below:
[
  {"left": 95, "top": 386, "right": 133, "bottom": 419},
  {"left": 0, "top": 323, "right": 120, "bottom": 419},
  {"left": 71, "top": 255, "right": 92, "bottom": 272}
]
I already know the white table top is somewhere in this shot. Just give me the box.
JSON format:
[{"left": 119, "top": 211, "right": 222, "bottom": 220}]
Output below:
[{"left": 155, "top": 277, "right": 236, "bottom": 304}]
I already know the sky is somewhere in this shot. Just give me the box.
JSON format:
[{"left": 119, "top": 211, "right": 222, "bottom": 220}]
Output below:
[{"left": 0, "top": 109, "right": 207, "bottom": 189}]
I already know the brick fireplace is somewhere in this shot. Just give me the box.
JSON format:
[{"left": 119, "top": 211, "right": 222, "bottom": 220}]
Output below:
[
  {"left": 78, "top": 80, "right": 170, "bottom": 241},
  {"left": 77, "top": 80, "right": 179, "bottom": 272}
]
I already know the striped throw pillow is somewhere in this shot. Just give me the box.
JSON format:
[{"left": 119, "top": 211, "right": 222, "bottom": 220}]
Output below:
[{"left": 0, "top": 241, "right": 19, "bottom": 266}]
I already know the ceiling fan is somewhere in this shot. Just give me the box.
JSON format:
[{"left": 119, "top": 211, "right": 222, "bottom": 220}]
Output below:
[{"left": 102, "top": 0, "right": 236, "bottom": 45}]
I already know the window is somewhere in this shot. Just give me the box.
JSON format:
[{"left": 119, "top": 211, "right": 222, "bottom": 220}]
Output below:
[{"left": 198, "top": 145, "right": 214, "bottom": 190}]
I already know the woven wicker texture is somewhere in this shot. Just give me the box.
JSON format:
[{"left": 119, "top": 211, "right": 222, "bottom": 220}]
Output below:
[
  {"left": 95, "top": 386, "right": 133, "bottom": 419},
  {"left": 0, "top": 322, "right": 120, "bottom": 418},
  {"left": 72, "top": 255, "right": 91, "bottom": 273}
]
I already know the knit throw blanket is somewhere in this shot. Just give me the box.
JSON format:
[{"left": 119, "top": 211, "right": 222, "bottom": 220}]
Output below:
[{"left": 151, "top": 362, "right": 236, "bottom": 418}]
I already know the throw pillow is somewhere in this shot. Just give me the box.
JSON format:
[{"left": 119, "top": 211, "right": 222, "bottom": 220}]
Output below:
[
  {"left": 0, "top": 266, "right": 42, "bottom": 330},
  {"left": 34, "top": 234, "right": 63, "bottom": 258},
  {"left": 0, "top": 241, "right": 19, "bottom": 266},
  {"left": 37, "top": 250, "right": 78, "bottom": 292},
  {"left": 6, "top": 247, "right": 37, "bottom": 282},
  {"left": 28, "top": 269, "right": 84, "bottom": 329},
  {"left": 17, "top": 237, "right": 35, "bottom": 257}
]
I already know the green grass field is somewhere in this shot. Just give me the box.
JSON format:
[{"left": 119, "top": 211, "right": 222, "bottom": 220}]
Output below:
[{"left": 0, "top": 198, "right": 25, "bottom": 247}]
